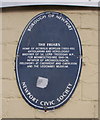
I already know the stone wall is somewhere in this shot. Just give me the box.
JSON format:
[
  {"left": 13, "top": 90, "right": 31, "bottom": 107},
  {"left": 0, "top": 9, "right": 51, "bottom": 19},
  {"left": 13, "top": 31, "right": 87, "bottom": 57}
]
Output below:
[
  {"left": 0, "top": 8, "right": 2, "bottom": 120},
  {"left": 0, "top": 6, "right": 99, "bottom": 118}
]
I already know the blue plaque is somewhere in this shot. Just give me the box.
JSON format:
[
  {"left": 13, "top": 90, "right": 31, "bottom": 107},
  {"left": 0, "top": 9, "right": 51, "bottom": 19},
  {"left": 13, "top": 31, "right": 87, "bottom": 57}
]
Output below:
[{"left": 15, "top": 12, "right": 82, "bottom": 110}]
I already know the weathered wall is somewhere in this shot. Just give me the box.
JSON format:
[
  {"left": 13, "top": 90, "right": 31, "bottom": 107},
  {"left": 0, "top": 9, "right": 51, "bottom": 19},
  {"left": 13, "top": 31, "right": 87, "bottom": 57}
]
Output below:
[
  {"left": 0, "top": 8, "right": 2, "bottom": 119},
  {"left": 1, "top": 6, "right": 99, "bottom": 118}
]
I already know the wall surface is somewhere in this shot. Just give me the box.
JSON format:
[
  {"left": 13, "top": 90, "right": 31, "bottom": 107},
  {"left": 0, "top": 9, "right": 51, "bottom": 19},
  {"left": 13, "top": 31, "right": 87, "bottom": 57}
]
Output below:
[
  {"left": 1, "top": 6, "right": 99, "bottom": 118},
  {"left": 0, "top": 8, "right": 2, "bottom": 120}
]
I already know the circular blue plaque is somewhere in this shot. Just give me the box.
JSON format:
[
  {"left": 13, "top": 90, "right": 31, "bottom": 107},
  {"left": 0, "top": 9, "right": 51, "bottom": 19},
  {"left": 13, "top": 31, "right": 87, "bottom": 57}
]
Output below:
[{"left": 15, "top": 11, "right": 82, "bottom": 110}]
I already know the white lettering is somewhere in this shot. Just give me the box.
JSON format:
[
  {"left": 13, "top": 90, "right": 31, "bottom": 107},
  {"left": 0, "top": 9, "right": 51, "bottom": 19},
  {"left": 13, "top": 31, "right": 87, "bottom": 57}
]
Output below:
[
  {"left": 40, "top": 100, "right": 55, "bottom": 106},
  {"left": 57, "top": 83, "right": 72, "bottom": 102}
]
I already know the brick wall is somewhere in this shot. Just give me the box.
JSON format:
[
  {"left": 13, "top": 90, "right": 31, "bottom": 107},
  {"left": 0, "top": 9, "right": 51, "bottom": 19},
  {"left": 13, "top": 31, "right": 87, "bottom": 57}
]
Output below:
[{"left": 1, "top": 6, "right": 99, "bottom": 118}]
